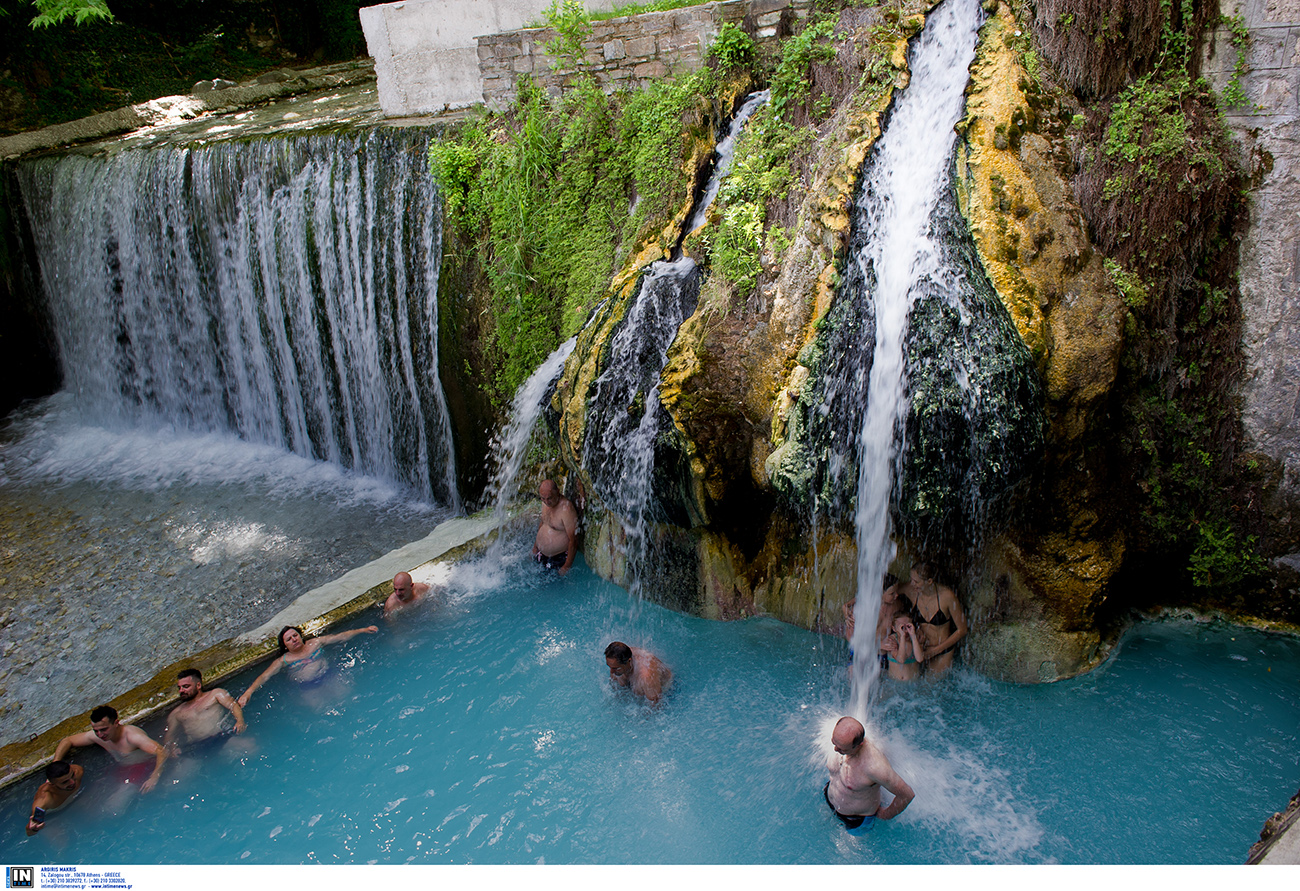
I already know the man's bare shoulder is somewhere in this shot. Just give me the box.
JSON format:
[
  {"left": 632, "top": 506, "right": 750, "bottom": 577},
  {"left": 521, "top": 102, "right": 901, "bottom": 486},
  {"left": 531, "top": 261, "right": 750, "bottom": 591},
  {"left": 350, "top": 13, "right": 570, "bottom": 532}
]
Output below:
[{"left": 123, "top": 724, "right": 160, "bottom": 748}]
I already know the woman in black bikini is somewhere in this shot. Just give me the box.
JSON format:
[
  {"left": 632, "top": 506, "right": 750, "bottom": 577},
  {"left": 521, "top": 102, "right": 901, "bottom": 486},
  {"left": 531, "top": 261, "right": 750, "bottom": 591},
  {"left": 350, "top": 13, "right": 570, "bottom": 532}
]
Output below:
[{"left": 902, "top": 561, "right": 967, "bottom": 677}]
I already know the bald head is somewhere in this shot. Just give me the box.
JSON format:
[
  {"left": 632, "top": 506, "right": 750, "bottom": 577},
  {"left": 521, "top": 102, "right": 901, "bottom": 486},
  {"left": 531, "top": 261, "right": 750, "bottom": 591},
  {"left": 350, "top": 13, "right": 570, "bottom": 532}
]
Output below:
[
  {"left": 393, "top": 572, "right": 415, "bottom": 602},
  {"left": 832, "top": 716, "right": 866, "bottom": 754},
  {"left": 539, "top": 479, "right": 560, "bottom": 508}
]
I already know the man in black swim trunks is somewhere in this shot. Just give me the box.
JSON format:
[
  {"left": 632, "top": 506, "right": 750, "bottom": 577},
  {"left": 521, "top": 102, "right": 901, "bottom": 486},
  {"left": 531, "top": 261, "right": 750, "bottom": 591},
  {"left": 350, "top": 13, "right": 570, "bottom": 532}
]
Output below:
[
  {"left": 164, "top": 668, "right": 246, "bottom": 759},
  {"left": 824, "top": 716, "right": 913, "bottom": 833},
  {"left": 532, "top": 479, "right": 577, "bottom": 575}
]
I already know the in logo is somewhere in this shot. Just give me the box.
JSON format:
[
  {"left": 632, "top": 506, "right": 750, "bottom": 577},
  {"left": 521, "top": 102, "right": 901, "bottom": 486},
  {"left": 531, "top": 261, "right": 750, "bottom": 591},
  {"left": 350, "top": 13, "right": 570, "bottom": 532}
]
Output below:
[{"left": 6, "top": 867, "right": 34, "bottom": 889}]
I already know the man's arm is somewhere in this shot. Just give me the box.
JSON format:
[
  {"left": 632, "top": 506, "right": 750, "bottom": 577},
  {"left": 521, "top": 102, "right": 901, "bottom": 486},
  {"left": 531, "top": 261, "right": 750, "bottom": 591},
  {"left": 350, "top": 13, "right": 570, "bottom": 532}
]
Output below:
[
  {"left": 213, "top": 688, "right": 247, "bottom": 734},
  {"left": 125, "top": 726, "right": 167, "bottom": 793},
  {"left": 559, "top": 503, "right": 578, "bottom": 574},
  {"left": 53, "top": 730, "right": 96, "bottom": 763},
  {"left": 25, "top": 787, "right": 51, "bottom": 836},
  {"left": 163, "top": 711, "right": 180, "bottom": 754},
  {"left": 872, "top": 762, "right": 914, "bottom": 820}
]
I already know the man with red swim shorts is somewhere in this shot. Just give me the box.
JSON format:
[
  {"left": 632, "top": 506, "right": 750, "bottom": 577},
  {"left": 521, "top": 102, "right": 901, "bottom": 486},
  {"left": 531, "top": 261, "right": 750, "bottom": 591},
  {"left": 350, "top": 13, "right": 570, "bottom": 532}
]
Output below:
[{"left": 54, "top": 704, "right": 168, "bottom": 794}]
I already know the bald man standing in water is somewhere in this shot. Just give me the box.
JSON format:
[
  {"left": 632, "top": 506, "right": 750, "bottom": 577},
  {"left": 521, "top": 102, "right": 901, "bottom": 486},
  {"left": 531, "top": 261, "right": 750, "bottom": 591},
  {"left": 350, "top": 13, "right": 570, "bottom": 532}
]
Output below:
[
  {"left": 824, "top": 716, "right": 913, "bottom": 834},
  {"left": 532, "top": 479, "right": 577, "bottom": 575}
]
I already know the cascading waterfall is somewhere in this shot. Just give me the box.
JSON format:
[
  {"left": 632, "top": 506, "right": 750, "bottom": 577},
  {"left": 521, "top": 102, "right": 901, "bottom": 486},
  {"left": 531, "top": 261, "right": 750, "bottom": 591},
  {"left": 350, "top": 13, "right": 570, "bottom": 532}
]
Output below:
[
  {"left": 578, "top": 90, "right": 770, "bottom": 594},
  {"left": 687, "top": 89, "right": 770, "bottom": 234},
  {"left": 483, "top": 335, "right": 577, "bottom": 559},
  {"left": 14, "top": 128, "right": 459, "bottom": 507},
  {"left": 583, "top": 258, "right": 701, "bottom": 594},
  {"left": 841, "top": 0, "right": 984, "bottom": 717}
]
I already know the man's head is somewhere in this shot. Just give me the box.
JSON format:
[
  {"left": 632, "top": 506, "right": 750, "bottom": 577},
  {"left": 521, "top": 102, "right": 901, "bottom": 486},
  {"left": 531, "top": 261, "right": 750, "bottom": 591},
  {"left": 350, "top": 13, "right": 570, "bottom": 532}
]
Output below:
[
  {"left": 392, "top": 572, "right": 416, "bottom": 603},
  {"left": 832, "top": 716, "right": 866, "bottom": 756},
  {"left": 176, "top": 668, "right": 203, "bottom": 701},
  {"left": 539, "top": 480, "right": 560, "bottom": 508},
  {"left": 46, "top": 760, "right": 77, "bottom": 791},
  {"left": 604, "top": 641, "right": 633, "bottom": 685},
  {"left": 89, "top": 705, "right": 119, "bottom": 740}
]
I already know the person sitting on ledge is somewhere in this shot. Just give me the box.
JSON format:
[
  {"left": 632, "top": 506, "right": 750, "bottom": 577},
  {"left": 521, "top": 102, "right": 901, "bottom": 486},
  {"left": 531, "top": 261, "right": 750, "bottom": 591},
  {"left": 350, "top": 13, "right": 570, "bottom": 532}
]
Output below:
[
  {"left": 604, "top": 641, "right": 672, "bottom": 705},
  {"left": 532, "top": 479, "right": 578, "bottom": 575},
  {"left": 54, "top": 704, "right": 167, "bottom": 795},
  {"left": 384, "top": 571, "right": 431, "bottom": 618},
  {"left": 25, "top": 761, "right": 84, "bottom": 836},
  {"left": 237, "top": 624, "right": 378, "bottom": 707}
]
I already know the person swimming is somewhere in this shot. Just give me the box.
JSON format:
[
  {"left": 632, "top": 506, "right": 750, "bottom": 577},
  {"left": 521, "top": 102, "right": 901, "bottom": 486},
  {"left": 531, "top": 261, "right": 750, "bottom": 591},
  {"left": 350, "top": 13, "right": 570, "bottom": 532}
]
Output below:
[{"left": 237, "top": 624, "right": 378, "bottom": 707}]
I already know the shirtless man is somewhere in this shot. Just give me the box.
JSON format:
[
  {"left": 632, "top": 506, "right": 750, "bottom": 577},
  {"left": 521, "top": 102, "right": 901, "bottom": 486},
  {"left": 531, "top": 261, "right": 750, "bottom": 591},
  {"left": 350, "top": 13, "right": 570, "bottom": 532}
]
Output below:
[
  {"left": 163, "top": 669, "right": 246, "bottom": 757},
  {"left": 54, "top": 705, "right": 167, "bottom": 794},
  {"left": 824, "top": 716, "right": 913, "bottom": 834},
  {"left": 25, "top": 761, "right": 84, "bottom": 836},
  {"left": 384, "top": 571, "right": 431, "bottom": 618},
  {"left": 604, "top": 641, "right": 672, "bottom": 705},
  {"left": 532, "top": 479, "right": 578, "bottom": 575}
]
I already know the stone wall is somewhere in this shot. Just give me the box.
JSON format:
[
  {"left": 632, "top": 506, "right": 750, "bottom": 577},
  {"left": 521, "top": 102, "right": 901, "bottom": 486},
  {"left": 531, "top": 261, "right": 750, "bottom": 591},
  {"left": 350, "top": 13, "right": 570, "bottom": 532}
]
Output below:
[
  {"left": 478, "top": 0, "right": 812, "bottom": 109},
  {"left": 1204, "top": 1, "right": 1300, "bottom": 550},
  {"left": 360, "top": 0, "right": 617, "bottom": 116}
]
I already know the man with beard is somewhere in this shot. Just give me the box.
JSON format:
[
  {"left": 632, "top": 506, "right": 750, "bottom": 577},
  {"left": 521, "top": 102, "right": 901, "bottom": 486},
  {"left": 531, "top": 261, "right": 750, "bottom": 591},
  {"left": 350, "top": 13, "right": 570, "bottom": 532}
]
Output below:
[{"left": 163, "top": 668, "right": 246, "bottom": 758}]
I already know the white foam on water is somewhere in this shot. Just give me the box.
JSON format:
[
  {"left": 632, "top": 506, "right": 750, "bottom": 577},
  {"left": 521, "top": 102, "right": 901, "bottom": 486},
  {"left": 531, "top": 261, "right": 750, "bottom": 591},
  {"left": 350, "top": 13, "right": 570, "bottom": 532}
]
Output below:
[{"left": 1, "top": 394, "right": 427, "bottom": 509}]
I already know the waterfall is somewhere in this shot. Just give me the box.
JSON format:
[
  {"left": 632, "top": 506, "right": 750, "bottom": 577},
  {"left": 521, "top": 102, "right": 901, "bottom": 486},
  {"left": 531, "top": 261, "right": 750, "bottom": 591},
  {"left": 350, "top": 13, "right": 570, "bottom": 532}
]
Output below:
[
  {"left": 842, "top": 0, "right": 984, "bottom": 716},
  {"left": 583, "top": 258, "right": 701, "bottom": 594},
  {"left": 687, "top": 89, "right": 770, "bottom": 234},
  {"left": 13, "top": 128, "right": 459, "bottom": 508},
  {"left": 483, "top": 335, "right": 577, "bottom": 559}
]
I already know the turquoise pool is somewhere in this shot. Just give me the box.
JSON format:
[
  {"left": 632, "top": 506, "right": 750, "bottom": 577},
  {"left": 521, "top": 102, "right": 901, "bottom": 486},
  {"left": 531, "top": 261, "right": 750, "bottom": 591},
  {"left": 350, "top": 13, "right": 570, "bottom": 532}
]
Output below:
[{"left": 3, "top": 557, "right": 1296, "bottom": 864}]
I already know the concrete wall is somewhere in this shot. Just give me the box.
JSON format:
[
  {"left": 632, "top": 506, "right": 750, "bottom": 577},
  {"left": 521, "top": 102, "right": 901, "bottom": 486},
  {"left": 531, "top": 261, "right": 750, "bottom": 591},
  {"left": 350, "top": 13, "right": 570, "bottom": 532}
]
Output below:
[
  {"left": 1203, "top": 1, "right": 1300, "bottom": 532},
  {"left": 478, "top": 0, "right": 809, "bottom": 109},
  {"left": 360, "top": 0, "right": 616, "bottom": 115}
]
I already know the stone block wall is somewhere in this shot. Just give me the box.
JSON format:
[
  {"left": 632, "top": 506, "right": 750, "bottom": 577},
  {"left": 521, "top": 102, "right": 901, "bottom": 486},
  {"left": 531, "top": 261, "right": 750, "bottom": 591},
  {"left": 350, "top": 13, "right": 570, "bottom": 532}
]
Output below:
[
  {"left": 1203, "top": 1, "right": 1300, "bottom": 545},
  {"left": 478, "top": 0, "right": 812, "bottom": 110},
  {"left": 360, "top": 0, "right": 619, "bottom": 116}
]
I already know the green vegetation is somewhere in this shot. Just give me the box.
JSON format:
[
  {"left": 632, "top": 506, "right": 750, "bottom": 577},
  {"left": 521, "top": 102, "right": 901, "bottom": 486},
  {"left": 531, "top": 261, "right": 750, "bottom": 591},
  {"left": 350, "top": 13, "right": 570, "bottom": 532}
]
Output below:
[
  {"left": 1220, "top": 13, "right": 1252, "bottom": 110},
  {"left": 707, "top": 21, "right": 756, "bottom": 75},
  {"left": 0, "top": 0, "right": 371, "bottom": 136},
  {"left": 542, "top": 0, "right": 592, "bottom": 67},
  {"left": 1075, "top": 0, "right": 1255, "bottom": 592},
  {"left": 1189, "top": 518, "right": 1266, "bottom": 590},
  {"left": 431, "top": 5, "right": 901, "bottom": 405},
  {"left": 27, "top": 0, "right": 112, "bottom": 28},
  {"left": 430, "top": 69, "right": 714, "bottom": 403}
]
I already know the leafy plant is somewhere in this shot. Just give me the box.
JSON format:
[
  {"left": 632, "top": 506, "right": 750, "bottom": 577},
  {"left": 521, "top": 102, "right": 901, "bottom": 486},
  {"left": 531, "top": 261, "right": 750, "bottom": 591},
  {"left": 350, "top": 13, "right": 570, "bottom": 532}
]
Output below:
[
  {"left": 1220, "top": 13, "right": 1252, "bottom": 110},
  {"left": 707, "top": 21, "right": 756, "bottom": 75},
  {"left": 1188, "top": 519, "right": 1266, "bottom": 590},
  {"left": 28, "top": 0, "right": 112, "bottom": 28},
  {"left": 543, "top": 0, "right": 591, "bottom": 68}
]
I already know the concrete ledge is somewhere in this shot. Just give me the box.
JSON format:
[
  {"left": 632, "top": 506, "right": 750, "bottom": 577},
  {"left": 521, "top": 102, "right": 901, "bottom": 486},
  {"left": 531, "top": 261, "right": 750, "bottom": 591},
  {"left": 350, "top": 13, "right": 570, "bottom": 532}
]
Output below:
[
  {"left": 0, "top": 60, "right": 376, "bottom": 160},
  {"left": 0, "top": 510, "right": 504, "bottom": 792},
  {"left": 1249, "top": 788, "right": 1300, "bottom": 863}
]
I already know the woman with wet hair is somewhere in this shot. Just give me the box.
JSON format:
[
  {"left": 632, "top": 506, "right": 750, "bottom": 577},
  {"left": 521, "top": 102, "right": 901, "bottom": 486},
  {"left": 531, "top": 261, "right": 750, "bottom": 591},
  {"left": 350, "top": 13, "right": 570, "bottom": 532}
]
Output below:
[
  {"left": 901, "top": 561, "right": 967, "bottom": 677},
  {"left": 237, "top": 624, "right": 378, "bottom": 707}
]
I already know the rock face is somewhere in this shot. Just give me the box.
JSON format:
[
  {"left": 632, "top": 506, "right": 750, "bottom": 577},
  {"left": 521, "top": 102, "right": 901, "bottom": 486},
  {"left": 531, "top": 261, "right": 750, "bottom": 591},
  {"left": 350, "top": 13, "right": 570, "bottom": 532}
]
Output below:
[
  {"left": 549, "top": 1, "right": 1141, "bottom": 682},
  {"left": 953, "top": 1, "right": 1128, "bottom": 680}
]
